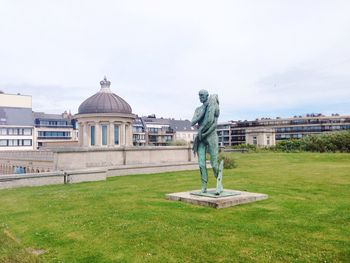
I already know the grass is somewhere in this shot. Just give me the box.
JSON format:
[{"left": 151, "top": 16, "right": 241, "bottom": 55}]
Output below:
[{"left": 0, "top": 152, "right": 349, "bottom": 262}]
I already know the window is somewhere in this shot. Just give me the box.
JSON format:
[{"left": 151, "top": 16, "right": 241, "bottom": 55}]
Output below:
[
  {"left": 149, "top": 128, "right": 158, "bottom": 133},
  {"left": 23, "top": 129, "right": 32, "bottom": 135},
  {"left": 253, "top": 136, "right": 257, "bottom": 145},
  {"left": 149, "top": 135, "right": 157, "bottom": 142},
  {"left": 267, "top": 136, "right": 270, "bottom": 145},
  {"left": 23, "top": 140, "right": 32, "bottom": 146},
  {"left": 90, "top": 126, "right": 95, "bottom": 146},
  {"left": 114, "top": 125, "right": 119, "bottom": 145},
  {"left": 164, "top": 135, "right": 172, "bottom": 141},
  {"left": 101, "top": 125, "right": 108, "bottom": 145},
  {"left": 0, "top": 139, "right": 31, "bottom": 146},
  {"left": 37, "top": 131, "right": 70, "bottom": 138}
]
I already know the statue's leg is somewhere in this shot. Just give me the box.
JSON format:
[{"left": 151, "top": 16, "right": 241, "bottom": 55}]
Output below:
[
  {"left": 207, "top": 133, "right": 219, "bottom": 179},
  {"left": 197, "top": 142, "right": 208, "bottom": 193},
  {"left": 207, "top": 133, "right": 223, "bottom": 194}
]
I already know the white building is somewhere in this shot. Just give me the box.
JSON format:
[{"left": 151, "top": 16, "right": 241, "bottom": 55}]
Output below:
[
  {"left": 245, "top": 128, "right": 276, "bottom": 147},
  {"left": 171, "top": 119, "right": 197, "bottom": 144},
  {"left": 0, "top": 92, "right": 35, "bottom": 151}
]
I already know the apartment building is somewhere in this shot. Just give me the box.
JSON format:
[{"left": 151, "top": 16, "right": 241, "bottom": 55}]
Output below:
[
  {"left": 132, "top": 115, "right": 197, "bottom": 146},
  {"left": 132, "top": 116, "right": 146, "bottom": 146},
  {"left": 218, "top": 113, "right": 350, "bottom": 146},
  {"left": 0, "top": 92, "right": 35, "bottom": 150},
  {"left": 141, "top": 115, "right": 175, "bottom": 146},
  {"left": 34, "top": 111, "right": 77, "bottom": 149},
  {"left": 217, "top": 122, "right": 231, "bottom": 147}
]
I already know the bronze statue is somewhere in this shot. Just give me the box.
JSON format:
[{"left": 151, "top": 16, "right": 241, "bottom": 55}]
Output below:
[{"left": 192, "top": 90, "right": 223, "bottom": 194}]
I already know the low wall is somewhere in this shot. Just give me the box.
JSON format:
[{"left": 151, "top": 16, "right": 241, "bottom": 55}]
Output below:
[
  {"left": 0, "top": 168, "right": 107, "bottom": 190},
  {"left": 52, "top": 146, "right": 195, "bottom": 170},
  {"left": 0, "top": 146, "right": 198, "bottom": 189},
  {"left": 0, "top": 161, "right": 200, "bottom": 190},
  {"left": 107, "top": 161, "right": 199, "bottom": 177},
  {"left": 0, "top": 150, "right": 54, "bottom": 174},
  {"left": 0, "top": 150, "right": 54, "bottom": 161},
  {"left": 0, "top": 171, "right": 65, "bottom": 189}
]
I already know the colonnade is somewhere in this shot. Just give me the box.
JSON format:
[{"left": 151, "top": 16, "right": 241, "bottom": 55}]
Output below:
[{"left": 79, "top": 120, "right": 133, "bottom": 147}]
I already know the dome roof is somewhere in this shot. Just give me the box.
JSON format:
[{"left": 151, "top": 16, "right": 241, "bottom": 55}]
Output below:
[{"left": 78, "top": 77, "right": 132, "bottom": 115}]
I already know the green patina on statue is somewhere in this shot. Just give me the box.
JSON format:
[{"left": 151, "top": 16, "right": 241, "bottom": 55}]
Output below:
[{"left": 192, "top": 90, "right": 223, "bottom": 195}]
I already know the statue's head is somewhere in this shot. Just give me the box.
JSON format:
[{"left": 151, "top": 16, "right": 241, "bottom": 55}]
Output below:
[{"left": 198, "top": 89, "right": 209, "bottom": 103}]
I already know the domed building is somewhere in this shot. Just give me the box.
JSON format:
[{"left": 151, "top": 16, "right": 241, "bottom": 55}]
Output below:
[{"left": 75, "top": 77, "right": 135, "bottom": 147}]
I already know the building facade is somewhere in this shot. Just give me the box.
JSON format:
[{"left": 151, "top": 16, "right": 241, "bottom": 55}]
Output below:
[
  {"left": 141, "top": 115, "right": 175, "bottom": 146},
  {"left": 245, "top": 128, "right": 276, "bottom": 147},
  {"left": 34, "top": 112, "right": 77, "bottom": 149},
  {"left": 132, "top": 116, "right": 146, "bottom": 146},
  {"left": 131, "top": 115, "right": 197, "bottom": 146},
  {"left": 218, "top": 114, "right": 350, "bottom": 146},
  {"left": 0, "top": 92, "right": 35, "bottom": 150},
  {"left": 170, "top": 119, "right": 197, "bottom": 145},
  {"left": 217, "top": 122, "right": 231, "bottom": 147}
]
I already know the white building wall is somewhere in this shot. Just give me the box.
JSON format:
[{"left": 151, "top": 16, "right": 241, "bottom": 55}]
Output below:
[
  {"left": 0, "top": 93, "right": 32, "bottom": 108},
  {"left": 0, "top": 126, "right": 34, "bottom": 151},
  {"left": 175, "top": 131, "right": 197, "bottom": 144}
]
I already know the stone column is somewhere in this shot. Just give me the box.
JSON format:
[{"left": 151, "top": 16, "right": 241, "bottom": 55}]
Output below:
[
  {"left": 109, "top": 121, "right": 114, "bottom": 146},
  {"left": 121, "top": 123, "right": 126, "bottom": 146},
  {"left": 125, "top": 124, "right": 129, "bottom": 146},
  {"left": 127, "top": 123, "right": 133, "bottom": 146},
  {"left": 95, "top": 122, "right": 101, "bottom": 146},
  {"left": 83, "top": 123, "right": 89, "bottom": 147},
  {"left": 79, "top": 123, "right": 83, "bottom": 146}
]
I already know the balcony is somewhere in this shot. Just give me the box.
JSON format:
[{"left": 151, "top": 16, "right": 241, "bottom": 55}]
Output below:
[
  {"left": 36, "top": 124, "right": 73, "bottom": 128},
  {"left": 37, "top": 136, "right": 72, "bottom": 140}
]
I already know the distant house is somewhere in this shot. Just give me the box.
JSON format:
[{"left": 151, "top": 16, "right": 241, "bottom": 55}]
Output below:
[
  {"left": 133, "top": 115, "right": 197, "bottom": 146},
  {"left": 170, "top": 119, "right": 197, "bottom": 145},
  {"left": 34, "top": 111, "right": 78, "bottom": 149}
]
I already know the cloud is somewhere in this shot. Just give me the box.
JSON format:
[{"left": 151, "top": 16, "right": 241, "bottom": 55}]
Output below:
[{"left": 0, "top": 0, "right": 350, "bottom": 121}]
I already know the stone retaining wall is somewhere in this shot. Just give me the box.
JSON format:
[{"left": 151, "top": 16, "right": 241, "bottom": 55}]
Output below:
[
  {"left": 0, "top": 150, "right": 54, "bottom": 174},
  {"left": 0, "top": 168, "right": 107, "bottom": 190},
  {"left": 52, "top": 146, "right": 195, "bottom": 170},
  {"left": 0, "top": 162, "right": 198, "bottom": 190}
]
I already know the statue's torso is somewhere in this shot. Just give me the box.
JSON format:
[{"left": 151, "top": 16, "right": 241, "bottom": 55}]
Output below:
[{"left": 193, "top": 104, "right": 207, "bottom": 127}]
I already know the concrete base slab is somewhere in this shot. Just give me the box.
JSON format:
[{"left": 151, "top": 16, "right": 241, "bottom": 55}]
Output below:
[
  {"left": 166, "top": 189, "right": 268, "bottom": 209},
  {"left": 190, "top": 189, "right": 241, "bottom": 198}
]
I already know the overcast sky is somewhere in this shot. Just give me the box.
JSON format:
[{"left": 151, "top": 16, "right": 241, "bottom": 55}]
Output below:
[{"left": 1, "top": 0, "right": 349, "bottom": 122}]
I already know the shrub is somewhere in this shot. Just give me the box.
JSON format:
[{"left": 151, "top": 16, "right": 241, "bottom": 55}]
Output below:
[
  {"left": 275, "top": 139, "right": 306, "bottom": 152},
  {"left": 274, "top": 131, "right": 350, "bottom": 153},
  {"left": 168, "top": 139, "right": 188, "bottom": 146},
  {"left": 218, "top": 153, "right": 237, "bottom": 169},
  {"left": 231, "top": 143, "right": 258, "bottom": 152}
]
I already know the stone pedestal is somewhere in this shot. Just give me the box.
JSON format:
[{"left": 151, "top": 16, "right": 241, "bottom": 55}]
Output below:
[{"left": 165, "top": 189, "right": 268, "bottom": 209}]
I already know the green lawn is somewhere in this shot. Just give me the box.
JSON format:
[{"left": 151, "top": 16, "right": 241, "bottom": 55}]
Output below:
[{"left": 0, "top": 153, "right": 349, "bottom": 262}]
